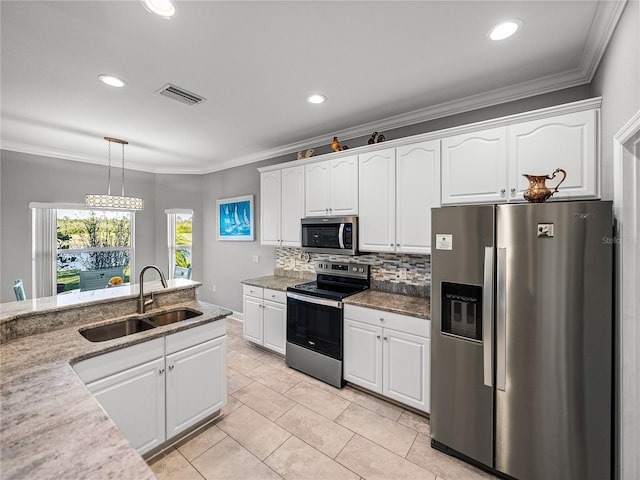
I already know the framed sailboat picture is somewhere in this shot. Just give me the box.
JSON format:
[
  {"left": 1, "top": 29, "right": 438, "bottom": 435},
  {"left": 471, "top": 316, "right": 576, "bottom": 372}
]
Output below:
[{"left": 216, "top": 195, "right": 255, "bottom": 241}]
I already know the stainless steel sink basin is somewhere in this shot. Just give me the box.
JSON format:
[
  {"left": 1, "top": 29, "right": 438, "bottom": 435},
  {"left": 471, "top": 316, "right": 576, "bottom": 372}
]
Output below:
[
  {"left": 80, "top": 318, "right": 156, "bottom": 342},
  {"left": 143, "top": 308, "right": 203, "bottom": 326}
]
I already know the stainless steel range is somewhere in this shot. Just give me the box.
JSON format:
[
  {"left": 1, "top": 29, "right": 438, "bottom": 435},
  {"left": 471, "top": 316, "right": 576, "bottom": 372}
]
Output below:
[{"left": 286, "top": 261, "right": 369, "bottom": 388}]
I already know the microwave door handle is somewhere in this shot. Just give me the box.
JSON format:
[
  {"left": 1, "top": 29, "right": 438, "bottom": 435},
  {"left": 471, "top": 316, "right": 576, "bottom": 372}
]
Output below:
[{"left": 338, "top": 223, "right": 345, "bottom": 249}]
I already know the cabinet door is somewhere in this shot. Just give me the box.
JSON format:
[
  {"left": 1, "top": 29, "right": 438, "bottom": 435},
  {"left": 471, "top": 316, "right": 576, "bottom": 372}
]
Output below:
[
  {"left": 343, "top": 319, "right": 383, "bottom": 393},
  {"left": 281, "top": 165, "right": 305, "bottom": 246},
  {"left": 329, "top": 155, "right": 359, "bottom": 215},
  {"left": 87, "top": 357, "right": 166, "bottom": 454},
  {"left": 305, "top": 161, "right": 330, "bottom": 216},
  {"left": 383, "top": 329, "right": 430, "bottom": 413},
  {"left": 358, "top": 149, "right": 395, "bottom": 253},
  {"left": 263, "top": 299, "right": 286, "bottom": 355},
  {"left": 396, "top": 140, "right": 440, "bottom": 254},
  {"left": 509, "top": 109, "right": 597, "bottom": 201},
  {"left": 243, "top": 295, "right": 263, "bottom": 345},
  {"left": 260, "top": 170, "right": 282, "bottom": 246},
  {"left": 441, "top": 127, "right": 508, "bottom": 205},
  {"left": 166, "top": 336, "right": 227, "bottom": 438}
]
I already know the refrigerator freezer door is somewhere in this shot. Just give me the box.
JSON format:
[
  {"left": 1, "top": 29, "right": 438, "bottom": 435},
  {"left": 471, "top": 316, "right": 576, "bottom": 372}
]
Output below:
[
  {"left": 431, "top": 205, "right": 495, "bottom": 467},
  {"left": 495, "top": 201, "right": 612, "bottom": 480}
]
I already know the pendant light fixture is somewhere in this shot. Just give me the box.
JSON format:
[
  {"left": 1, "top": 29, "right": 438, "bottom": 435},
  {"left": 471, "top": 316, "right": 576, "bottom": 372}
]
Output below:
[{"left": 86, "top": 137, "right": 144, "bottom": 210}]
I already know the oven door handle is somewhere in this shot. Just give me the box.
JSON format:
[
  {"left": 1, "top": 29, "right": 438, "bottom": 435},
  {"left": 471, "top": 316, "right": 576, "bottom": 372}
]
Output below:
[{"left": 287, "top": 292, "right": 343, "bottom": 309}]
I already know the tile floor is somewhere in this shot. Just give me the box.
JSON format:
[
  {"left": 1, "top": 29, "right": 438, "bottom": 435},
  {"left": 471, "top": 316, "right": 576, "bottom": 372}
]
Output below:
[{"left": 149, "top": 318, "right": 496, "bottom": 480}]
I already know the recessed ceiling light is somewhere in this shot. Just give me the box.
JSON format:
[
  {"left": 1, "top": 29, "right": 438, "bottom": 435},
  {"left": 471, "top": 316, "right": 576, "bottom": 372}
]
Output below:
[
  {"left": 141, "top": 0, "right": 176, "bottom": 18},
  {"left": 489, "top": 20, "right": 522, "bottom": 41},
  {"left": 307, "top": 94, "right": 326, "bottom": 104},
  {"left": 98, "top": 74, "right": 126, "bottom": 88}
]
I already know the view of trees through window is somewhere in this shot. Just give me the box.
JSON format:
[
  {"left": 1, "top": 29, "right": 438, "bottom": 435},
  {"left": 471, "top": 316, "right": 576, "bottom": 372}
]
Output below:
[
  {"left": 171, "top": 213, "right": 192, "bottom": 276},
  {"left": 56, "top": 209, "right": 133, "bottom": 293}
]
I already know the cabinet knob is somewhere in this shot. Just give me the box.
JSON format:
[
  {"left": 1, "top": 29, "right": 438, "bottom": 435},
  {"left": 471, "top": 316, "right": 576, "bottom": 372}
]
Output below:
[
  {"left": 376, "top": 335, "right": 381, "bottom": 339},
  {"left": 500, "top": 189, "right": 506, "bottom": 196},
  {"left": 159, "top": 368, "right": 165, "bottom": 374},
  {"left": 383, "top": 336, "right": 388, "bottom": 341},
  {"left": 168, "top": 365, "right": 175, "bottom": 371},
  {"left": 390, "top": 244, "right": 394, "bottom": 247},
  {"left": 510, "top": 188, "right": 516, "bottom": 197},
  {"left": 396, "top": 244, "right": 400, "bottom": 247},
  {"left": 380, "top": 318, "right": 384, "bottom": 322}
]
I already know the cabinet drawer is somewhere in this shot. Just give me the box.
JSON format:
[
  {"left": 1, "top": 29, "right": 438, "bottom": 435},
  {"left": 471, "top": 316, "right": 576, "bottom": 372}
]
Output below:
[
  {"left": 344, "top": 304, "right": 430, "bottom": 338},
  {"left": 263, "top": 288, "right": 286, "bottom": 304},
  {"left": 243, "top": 285, "right": 264, "bottom": 298},
  {"left": 166, "top": 320, "right": 226, "bottom": 355},
  {"left": 73, "top": 337, "right": 164, "bottom": 384}
]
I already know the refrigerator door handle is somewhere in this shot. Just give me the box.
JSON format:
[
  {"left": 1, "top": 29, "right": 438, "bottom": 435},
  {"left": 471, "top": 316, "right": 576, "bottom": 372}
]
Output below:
[
  {"left": 483, "top": 247, "right": 494, "bottom": 388},
  {"left": 496, "top": 247, "right": 507, "bottom": 392}
]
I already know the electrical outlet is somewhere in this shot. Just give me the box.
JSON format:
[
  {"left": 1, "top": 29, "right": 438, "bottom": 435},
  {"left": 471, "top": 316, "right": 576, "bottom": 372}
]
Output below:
[
  {"left": 253, "top": 255, "right": 260, "bottom": 263},
  {"left": 212, "top": 285, "right": 216, "bottom": 292}
]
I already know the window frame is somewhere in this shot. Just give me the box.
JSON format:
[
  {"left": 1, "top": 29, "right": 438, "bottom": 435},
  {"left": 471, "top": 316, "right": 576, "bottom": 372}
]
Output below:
[{"left": 167, "top": 209, "right": 193, "bottom": 280}]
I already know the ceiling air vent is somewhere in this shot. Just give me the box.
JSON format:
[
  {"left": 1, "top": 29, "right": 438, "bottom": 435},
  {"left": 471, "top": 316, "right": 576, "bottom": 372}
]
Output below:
[{"left": 156, "top": 84, "right": 206, "bottom": 106}]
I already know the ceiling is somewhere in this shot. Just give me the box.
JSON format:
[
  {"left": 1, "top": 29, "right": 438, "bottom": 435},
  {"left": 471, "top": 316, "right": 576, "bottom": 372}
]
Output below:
[{"left": 0, "top": 1, "right": 625, "bottom": 174}]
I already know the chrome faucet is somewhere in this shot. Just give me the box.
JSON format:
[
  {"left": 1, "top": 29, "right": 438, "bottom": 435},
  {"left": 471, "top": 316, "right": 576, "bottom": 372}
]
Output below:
[{"left": 138, "top": 265, "right": 168, "bottom": 314}]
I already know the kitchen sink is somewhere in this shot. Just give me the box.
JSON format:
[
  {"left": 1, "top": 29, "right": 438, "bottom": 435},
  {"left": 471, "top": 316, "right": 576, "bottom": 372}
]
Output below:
[
  {"left": 143, "top": 308, "right": 203, "bottom": 326},
  {"left": 80, "top": 318, "right": 156, "bottom": 342}
]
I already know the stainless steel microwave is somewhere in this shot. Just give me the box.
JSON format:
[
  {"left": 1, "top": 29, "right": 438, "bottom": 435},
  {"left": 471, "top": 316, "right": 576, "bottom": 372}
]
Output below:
[{"left": 301, "top": 216, "right": 358, "bottom": 255}]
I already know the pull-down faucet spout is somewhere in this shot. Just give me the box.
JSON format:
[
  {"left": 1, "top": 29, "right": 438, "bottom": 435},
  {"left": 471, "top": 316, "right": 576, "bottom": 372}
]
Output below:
[{"left": 138, "top": 265, "right": 168, "bottom": 314}]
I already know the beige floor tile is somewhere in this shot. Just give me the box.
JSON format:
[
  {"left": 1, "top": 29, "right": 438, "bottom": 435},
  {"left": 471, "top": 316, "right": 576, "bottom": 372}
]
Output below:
[
  {"left": 397, "top": 409, "right": 431, "bottom": 436},
  {"left": 406, "top": 433, "right": 497, "bottom": 480},
  {"left": 231, "top": 341, "right": 269, "bottom": 359},
  {"left": 285, "top": 382, "right": 351, "bottom": 420},
  {"left": 225, "top": 318, "right": 244, "bottom": 334},
  {"left": 246, "top": 363, "right": 300, "bottom": 394},
  {"left": 265, "top": 436, "right": 360, "bottom": 480},
  {"left": 232, "top": 381, "right": 296, "bottom": 421},
  {"left": 176, "top": 424, "right": 228, "bottom": 462},
  {"left": 221, "top": 394, "right": 244, "bottom": 416},
  {"left": 288, "top": 370, "right": 343, "bottom": 395},
  {"left": 275, "top": 404, "right": 354, "bottom": 458},
  {"left": 336, "top": 434, "right": 436, "bottom": 480},
  {"left": 217, "top": 405, "right": 291, "bottom": 460},
  {"left": 336, "top": 403, "right": 417, "bottom": 457},
  {"left": 227, "top": 349, "right": 264, "bottom": 374},
  {"left": 227, "top": 367, "right": 254, "bottom": 395},
  {"left": 149, "top": 448, "right": 205, "bottom": 480},
  {"left": 337, "top": 386, "right": 404, "bottom": 421},
  {"left": 192, "top": 436, "right": 282, "bottom": 480}
]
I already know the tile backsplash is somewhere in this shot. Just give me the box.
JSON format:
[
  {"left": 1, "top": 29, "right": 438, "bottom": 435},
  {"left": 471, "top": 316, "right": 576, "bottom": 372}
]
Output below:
[{"left": 275, "top": 248, "right": 431, "bottom": 298}]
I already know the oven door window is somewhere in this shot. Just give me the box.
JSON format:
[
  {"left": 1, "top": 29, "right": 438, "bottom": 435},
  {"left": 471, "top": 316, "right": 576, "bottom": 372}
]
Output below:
[
  {"left": 302, "top": 224, "right": 341, "bottom": 249},
  {"left": 287, "top": 297, "right": 342, "bottom": 360}
]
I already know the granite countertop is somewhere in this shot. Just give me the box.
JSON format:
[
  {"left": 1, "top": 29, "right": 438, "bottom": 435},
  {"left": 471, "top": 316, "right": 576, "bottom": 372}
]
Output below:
[
  {"left": 344, "top": 290, "right": 431, "bottom": 320},
  {"left": 241, "top": 275, "right": 305, "bottom": 291},
  {"left": 0, "top": 297, "right": 231, "bottom": 480}
]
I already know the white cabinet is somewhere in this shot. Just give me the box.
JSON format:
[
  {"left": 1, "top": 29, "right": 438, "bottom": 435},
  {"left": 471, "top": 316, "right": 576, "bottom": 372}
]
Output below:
[
  {"left": 242, "top": 285, "right": 287, "bottom": 355},
  {"left": 358, "top": 141, "right": 439, "bottom": 254},
  {"left": 260, "top": 165, "right": 305, "bottom": 246},
  {"left": 508, "top": 109, "right": 597, "bottom": 200},
  {"left": 344, "top": 305, "right": 430, "bottom": 413},
  {"left": 87, "top": 356, "right": 166, "bottom": 453},
  {"left": 441, "top": 127, "right": 509, "bottom": 205},
  {"left": 441, "top": 109, "right": 598, "bottom": 205},
  {"left": 74, "top": 322, "right": 227, "bottom": 454},
  {"left": 166, "top": 335, "right": 226, "bottom": 438},
  {"left": 305, "top": 156, "right": 358, "bottom": 216}
]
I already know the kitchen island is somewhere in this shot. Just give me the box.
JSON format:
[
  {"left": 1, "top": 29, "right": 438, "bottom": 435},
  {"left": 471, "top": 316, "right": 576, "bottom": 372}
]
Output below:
[{"left": 0, "top": 280, "right": 231, "bottom": 480}]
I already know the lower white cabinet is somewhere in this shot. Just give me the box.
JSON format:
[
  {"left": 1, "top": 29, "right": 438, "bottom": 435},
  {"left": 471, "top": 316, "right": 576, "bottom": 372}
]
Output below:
[
  {"left": 242, "top": 285, "right": 286, "bottom": 355},
  {"left": 74, "top": 321, "right": 227, "bottom": 454},
  {"left": 344, "top": 305, "right": 430, "bottom": 413},
  {"left": 166, "top": 336, "right": 226, "bottom": 438}
]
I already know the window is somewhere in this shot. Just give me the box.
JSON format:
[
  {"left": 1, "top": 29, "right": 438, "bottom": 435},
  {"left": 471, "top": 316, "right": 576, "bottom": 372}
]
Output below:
[
  {"left": 167, "top": 210, "right": 192, "bottom": 279},
  {"left": 56, "top": 209, "right": 134, "bottom": 293}
]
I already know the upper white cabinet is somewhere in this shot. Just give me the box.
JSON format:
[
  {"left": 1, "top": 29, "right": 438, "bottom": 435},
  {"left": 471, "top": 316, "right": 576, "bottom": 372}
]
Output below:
[
  {"left": 508, "top": 109, "right": 597, "bottom": 200},
  {"left": 441, "top": 109, "right": 598, "bottom": 205},
  {"left": 441, "top": 127, "right": 509, "bottom": 205},
  {"left": 305, "top": 156, "right": 358, "bottom": 217},
  {"left": 359, "top": 140, "right": 439, "bottom": 254},
  {"left": 260, "top": 165, "right": 304, "bottom": 246}
]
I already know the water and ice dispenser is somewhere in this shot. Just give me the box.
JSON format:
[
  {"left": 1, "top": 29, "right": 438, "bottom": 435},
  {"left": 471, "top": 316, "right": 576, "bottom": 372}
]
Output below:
[{"left": 441, "top": 282, "right": 483, "bottom": 342}]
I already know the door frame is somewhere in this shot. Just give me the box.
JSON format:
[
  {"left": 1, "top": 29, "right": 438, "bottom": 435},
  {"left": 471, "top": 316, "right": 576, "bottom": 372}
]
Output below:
[{"left": 612, "top": 110, "right": 640, "bottom": 480}]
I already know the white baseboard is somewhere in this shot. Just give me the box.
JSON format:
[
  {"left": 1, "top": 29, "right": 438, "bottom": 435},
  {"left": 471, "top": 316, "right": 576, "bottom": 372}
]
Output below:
[{"left": 227, "top": 310, "right": 243, "bottom": 323}]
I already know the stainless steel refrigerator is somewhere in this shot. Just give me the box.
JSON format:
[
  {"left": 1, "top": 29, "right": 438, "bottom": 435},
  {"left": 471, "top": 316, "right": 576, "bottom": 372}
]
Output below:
[{"left": 430, "top": 201, "right": 613, "bottom": 480}]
